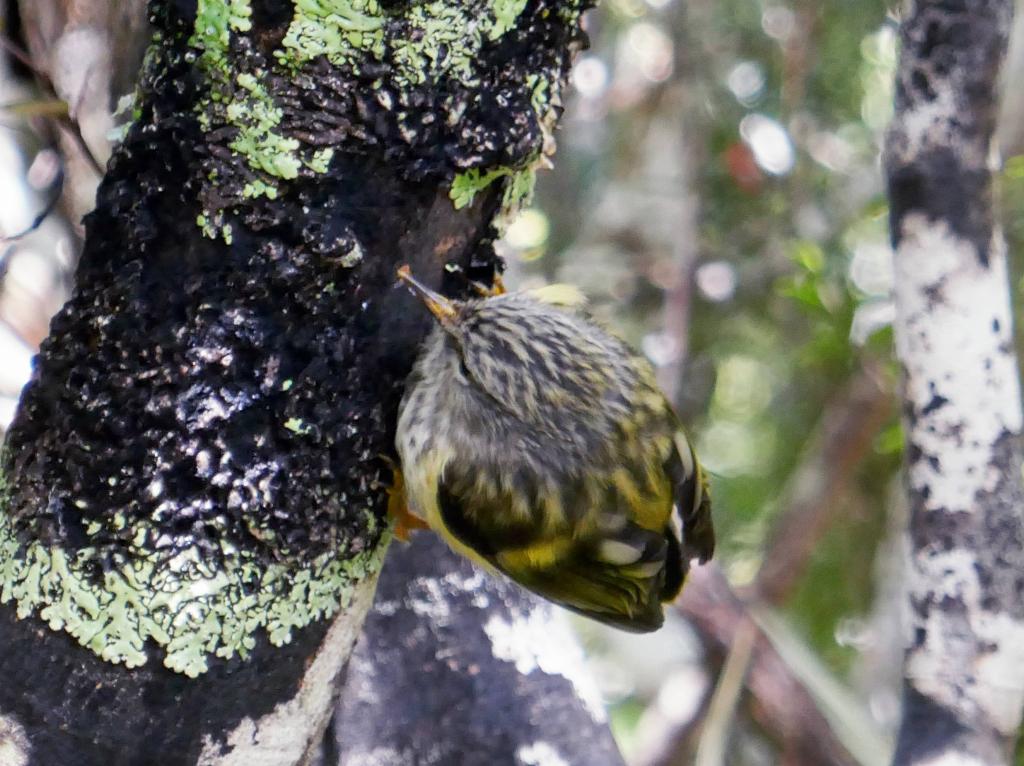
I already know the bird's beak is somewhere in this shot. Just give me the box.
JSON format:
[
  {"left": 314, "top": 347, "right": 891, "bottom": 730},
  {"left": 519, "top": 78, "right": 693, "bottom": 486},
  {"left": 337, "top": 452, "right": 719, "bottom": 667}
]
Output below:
[{"left": 396, "top": 265, "right": 458, "bottom": 324}]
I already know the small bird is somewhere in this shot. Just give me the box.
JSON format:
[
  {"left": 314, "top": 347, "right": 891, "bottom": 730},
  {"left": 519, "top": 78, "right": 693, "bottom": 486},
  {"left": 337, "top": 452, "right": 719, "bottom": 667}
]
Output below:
[{"left": 394, "top": 265, "right": 714, "bottom": 631}]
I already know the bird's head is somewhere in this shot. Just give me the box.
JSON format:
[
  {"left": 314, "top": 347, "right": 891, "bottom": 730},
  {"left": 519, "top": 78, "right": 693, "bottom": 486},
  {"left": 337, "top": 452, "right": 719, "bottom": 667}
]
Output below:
[
  {"left": 396, "top": 265, "right": 464, "bottom": 332},
  {"left": 397, "top": 265, "right": 620, "bottom": 428}
]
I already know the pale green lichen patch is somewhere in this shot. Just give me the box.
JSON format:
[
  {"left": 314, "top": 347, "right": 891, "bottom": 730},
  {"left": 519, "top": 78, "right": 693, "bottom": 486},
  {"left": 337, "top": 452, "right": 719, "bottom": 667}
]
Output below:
[
  {"left": 0, "top": 496, "right": 388, "bottom": 677},
  {"left": 386, "top": 2, "right": 482, "bottom": 86},
  {"left": 192, "top": 0, "right": 253, "bottom": 69},
  {"left": 278, "top": 0, "right": 503, "bottom": 85},
  {"left": 186, "top": 0, "right": 552, "bottom": 233},
  {"left": 450, "top": 166, "right": 538, "bottom": 225},
  {"left": 227, "top": 72, "right": 302, "bottom": 180},
  {"left": 450, "top": 168, "right": 513, "bottom": 210},
  {"left": 284, "top": 417, "right": 314, "bottom": 435},
  {"left": 488, "top": 0, "right": 529, "bottom": 40},
  {"left": 280, "top": 0, "right": 386, "bottom": 67},
  {"left": 189, "top": 0, "right": 322, "bottom": 230}
]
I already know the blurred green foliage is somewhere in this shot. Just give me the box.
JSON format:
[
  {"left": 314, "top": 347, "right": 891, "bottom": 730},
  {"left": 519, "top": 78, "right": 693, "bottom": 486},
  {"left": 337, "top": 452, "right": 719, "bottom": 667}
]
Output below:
[
  {"left": 527, "top": 0, "right": 1024, "bottom": 755},
  {"left": 514, "top": 0, "right": 949, "bottom": 760}
]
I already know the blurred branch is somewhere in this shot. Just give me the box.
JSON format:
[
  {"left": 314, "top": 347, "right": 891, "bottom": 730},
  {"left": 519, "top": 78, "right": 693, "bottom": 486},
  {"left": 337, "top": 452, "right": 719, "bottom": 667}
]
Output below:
[
  {"left": 645, "top": 360, "right": 895, "bottom": 765},
  {"left": 749, "top": 605, "right": 893, "bottom": 765},
  {"left": 0, "top": 165, "right": 63, "bottom": 243},
  {"left": 754, "top": 359, "right": 892, "bottom": 604},
  {"left": 693, "top": 618, "right": 756, "bottom": 766},
  {"left": 13, "top": 0, "right": 151, "bottom": 220},
  {"left": 676, "top": 567, "right": 859, "bottom": 766},
  {"left": 0, "top": 28, "right": 34, "bottom": 71},
  {"left": 0, "top": 24, "right": 104, "bottom": 177},
  {"left": 780, "top": 0, "right": 820, "bottom": 115},
  {"left": 998, "top": 7, "right": 1024, "bottom": 156},
  {"left": 655, "top": 0, "right": 706, "bottom": 409},
  {"left": 655, "top": 89, "right": 699, "bottom": 407},
  {"left": 0, "top": 96, "right": 69, "bottom": 118}
]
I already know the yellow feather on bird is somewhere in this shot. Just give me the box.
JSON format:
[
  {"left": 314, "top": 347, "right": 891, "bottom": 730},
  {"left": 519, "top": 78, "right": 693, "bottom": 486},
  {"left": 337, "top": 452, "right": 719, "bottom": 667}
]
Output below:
[{"left": 394, "top": 266, "right": 714, "bottom": 632}]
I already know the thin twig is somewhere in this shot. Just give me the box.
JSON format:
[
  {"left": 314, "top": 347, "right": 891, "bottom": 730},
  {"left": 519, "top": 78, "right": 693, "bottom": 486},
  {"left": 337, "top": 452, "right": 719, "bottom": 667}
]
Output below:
[
  {"left": 0, "top": 165, "right": 65, "bottom": 243},
  {"left": 0, "top": 32, "right": 36, "bottom": 73},
  {"left": 0, "top": 31, "right": 105, "bottom": 176},
  {"left": 676, "top": 566, "right": 859, "bottom": 766},
  {"left": 693, "top": 618, "right": 757, "bottom": 766}
]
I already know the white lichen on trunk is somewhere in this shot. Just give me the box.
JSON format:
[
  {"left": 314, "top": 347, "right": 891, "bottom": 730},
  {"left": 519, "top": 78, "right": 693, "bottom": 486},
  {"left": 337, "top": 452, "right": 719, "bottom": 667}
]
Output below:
[
  {"left": 483, "top": 606, "right": 607, "bottom": 724},
  {"left": 0, "top": 715, "right": 30, "bottom": 766},
  {"left": 887, "top": 2, "right": 1024, "bottom": 763},
  {"left": 894, "top": 218, "right": 1024, "bottom": 733},
  {"left": 894, "top": 220, "right": 1021, "bottom": 515}
]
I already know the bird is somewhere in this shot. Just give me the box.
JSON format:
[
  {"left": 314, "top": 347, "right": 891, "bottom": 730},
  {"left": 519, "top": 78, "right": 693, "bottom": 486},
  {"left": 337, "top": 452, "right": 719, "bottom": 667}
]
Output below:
[{"left": 393, "top": 265, "right": 714, "bottom": 632}]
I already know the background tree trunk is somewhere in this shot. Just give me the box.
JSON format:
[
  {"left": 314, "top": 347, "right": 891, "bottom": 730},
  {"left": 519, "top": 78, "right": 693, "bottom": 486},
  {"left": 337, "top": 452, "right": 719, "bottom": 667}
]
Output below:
[
  {"left": 886, "top": 1, "right": 1024, "bottom": 763},
  {"left": 0, "top": 1, "right": 592, "bottom": 763},
  {"left": 333, "top": 535, "right": 626, "bottom": 766}
]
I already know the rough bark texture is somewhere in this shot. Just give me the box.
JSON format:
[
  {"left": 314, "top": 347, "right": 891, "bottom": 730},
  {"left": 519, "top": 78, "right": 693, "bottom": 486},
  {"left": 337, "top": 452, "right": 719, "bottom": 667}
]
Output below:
[
  {"left": 334, "top": 534, "right": 625, "bottom": 766},
  {"left": 0, "top": 0, "right": 590, "bottom": 763},
  {"left": 885, "top": 2, "right": 1024, "bottom": 764}
]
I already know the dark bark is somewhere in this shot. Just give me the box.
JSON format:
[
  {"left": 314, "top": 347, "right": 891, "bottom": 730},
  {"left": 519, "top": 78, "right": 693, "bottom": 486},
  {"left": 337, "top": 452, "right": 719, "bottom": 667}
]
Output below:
[
  {"left": 0, "top": 1, "right": 591, "bottom": 762},
  {"left": 335, "top": 534, "right": 625, "bottom": 766}
]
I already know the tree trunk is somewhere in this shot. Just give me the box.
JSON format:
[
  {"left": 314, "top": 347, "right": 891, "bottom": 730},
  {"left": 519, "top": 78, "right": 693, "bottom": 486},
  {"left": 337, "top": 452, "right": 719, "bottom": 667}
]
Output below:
[
  {"left": 885, "top": 1, "right": 1024, "bottom": 763},
  {"left": 334, "top": 535, "right": 625, "bottom": 766},
  {"left": 0, "top": 0, "right": 590, "bottom": 763}
]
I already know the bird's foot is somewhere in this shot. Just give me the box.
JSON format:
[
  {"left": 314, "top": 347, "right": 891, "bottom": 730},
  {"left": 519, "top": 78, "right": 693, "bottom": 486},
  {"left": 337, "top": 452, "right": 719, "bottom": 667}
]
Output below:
[
  {"left": 469, "top": 273, "right": 506, "bottom": 297},
  {"left": 383, "top": 462, "right": 429, "bottom": 542}
]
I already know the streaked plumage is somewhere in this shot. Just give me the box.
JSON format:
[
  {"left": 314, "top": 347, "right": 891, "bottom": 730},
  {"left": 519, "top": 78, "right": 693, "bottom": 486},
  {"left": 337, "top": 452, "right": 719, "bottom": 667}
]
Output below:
[{"left": 395, "top": 269, "right": 714, "bottom": 632}]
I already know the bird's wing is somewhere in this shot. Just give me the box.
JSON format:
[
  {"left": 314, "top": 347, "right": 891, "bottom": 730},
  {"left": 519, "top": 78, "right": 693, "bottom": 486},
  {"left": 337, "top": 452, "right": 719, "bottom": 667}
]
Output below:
[
  {"left": 436, "top": 464, "right": 676, "bottom": 632},
  {"left": 498, "top": 523, "right": 675, "bottom": 632},
  {"left": 662, "top": 429, "right": 716, "bottom": 590}
]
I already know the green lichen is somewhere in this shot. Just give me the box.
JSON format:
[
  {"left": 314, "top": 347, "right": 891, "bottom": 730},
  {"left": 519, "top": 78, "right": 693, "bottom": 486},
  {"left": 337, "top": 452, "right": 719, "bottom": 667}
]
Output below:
[
  {"left": 444, "top": 53, "right": 562, "bottom": 218},
  {"left": 227, "top": 72, "right": 302, "bottom": 180},
  {"left": 277, "top": 0, "right": 535, "bottom": 78},
  {"left": 450, "top": 165, "right": 536, "bottom": 219},
  {"left": 243, "top": 179, "right": 279, "bottom": 200},
  {"left": 190, "top": 0, "right": 308, "bottom": 231},
  {"left": 0, "top": 496, "right": 388, "bottom": 677},
  {"left": 187, "top": 0, "right": 565, "bottom": 232},
  {"left": 308, "top": 148, "right": 336, "bottom": 174},
  {"left": 388, "top": 2, "right": 481, "bottom": 86},
  {"left": 502, "top": 167, "right": 536, "bottom": 212},
  {"left": 450, "top": 168, "right": 512, "bottom": 209},
  {"left": 278, "top": 0, "right": 499, "bottom": 85},
  {"left": 284, "top": 417, "right": 314, "bottom": 435},
  {"left": 192, "top": 0, "right": 253, "bottom": 69},
  {"left": 196, "top": 212, "right": 219, "bottom": 239},
  {"left": 279, "top": 0, "right": 386, "bottom": 68},
  {"left": 489, "top": 0, "right": 529, "bottom": 39},
  {"left": 109, "top": 93, "right": 142, "bottom": 146}
]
